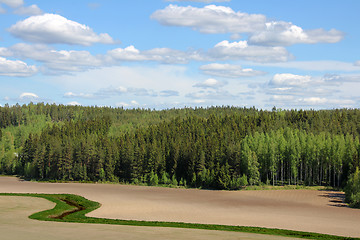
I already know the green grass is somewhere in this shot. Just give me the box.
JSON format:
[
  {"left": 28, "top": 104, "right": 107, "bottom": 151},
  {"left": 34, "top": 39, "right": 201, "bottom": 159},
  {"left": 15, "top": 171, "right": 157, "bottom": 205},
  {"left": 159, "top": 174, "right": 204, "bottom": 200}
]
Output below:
[{"left": 0, "top": 193, "right": 358, "bottom": 240}]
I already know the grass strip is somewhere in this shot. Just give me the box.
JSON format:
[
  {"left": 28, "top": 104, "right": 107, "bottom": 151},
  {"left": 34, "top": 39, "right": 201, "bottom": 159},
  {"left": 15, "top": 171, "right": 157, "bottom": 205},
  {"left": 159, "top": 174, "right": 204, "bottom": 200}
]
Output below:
[{"left": 0, "top": 192, "right": 357, "bottom": 240}]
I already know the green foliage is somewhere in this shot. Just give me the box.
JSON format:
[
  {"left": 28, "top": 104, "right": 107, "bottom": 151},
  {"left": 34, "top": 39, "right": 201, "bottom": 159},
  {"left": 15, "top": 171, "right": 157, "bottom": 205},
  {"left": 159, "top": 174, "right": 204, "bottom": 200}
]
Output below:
[
  {"left": 161, "top": 172, "right": 170, "bottom": 184},
  {"left": 1, "top": 104, "right": 360, "bottom": 192},
  {"left": 148, "top": 170, "right": 159, "bottom": 186},
  {"left": 239, "top": 174, "right": 248, "bottom": 187},
  {"left": 171, "top": 175, "right": 178, "bottom": 186},
  {"left": 345, "top": 167, "right": 360, "bottom": 208}
]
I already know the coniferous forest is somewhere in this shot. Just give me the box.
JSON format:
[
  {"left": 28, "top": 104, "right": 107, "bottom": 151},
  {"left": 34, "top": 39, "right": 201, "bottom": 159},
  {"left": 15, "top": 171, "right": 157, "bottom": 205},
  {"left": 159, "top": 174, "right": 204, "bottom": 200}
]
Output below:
[{"left": 1, "top": 103, "right": 360, "bottom": 206}]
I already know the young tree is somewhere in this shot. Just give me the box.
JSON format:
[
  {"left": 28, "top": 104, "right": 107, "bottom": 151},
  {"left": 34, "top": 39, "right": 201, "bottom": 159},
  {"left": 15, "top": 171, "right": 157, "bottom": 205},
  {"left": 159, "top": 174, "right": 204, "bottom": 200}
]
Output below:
[{"left": 345, "top": 167, "right": 360, "bottom": 208}]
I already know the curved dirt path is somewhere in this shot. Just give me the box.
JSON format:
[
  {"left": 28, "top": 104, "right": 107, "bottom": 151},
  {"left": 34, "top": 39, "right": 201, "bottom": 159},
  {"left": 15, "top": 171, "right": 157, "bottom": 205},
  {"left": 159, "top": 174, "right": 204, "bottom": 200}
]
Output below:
[{"left": 1, "top": 176, "right": 360, "bottom": 238}]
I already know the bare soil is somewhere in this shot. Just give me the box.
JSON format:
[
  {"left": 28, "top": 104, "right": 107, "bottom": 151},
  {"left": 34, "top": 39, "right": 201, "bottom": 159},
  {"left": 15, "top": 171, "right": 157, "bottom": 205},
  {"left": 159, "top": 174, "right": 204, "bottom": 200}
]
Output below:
[
  {"left": 0, "top": 196, "right": 298, "bottom": 240},
  {"left": 1, "top": 176, "right": 360, "bottom": 238}
]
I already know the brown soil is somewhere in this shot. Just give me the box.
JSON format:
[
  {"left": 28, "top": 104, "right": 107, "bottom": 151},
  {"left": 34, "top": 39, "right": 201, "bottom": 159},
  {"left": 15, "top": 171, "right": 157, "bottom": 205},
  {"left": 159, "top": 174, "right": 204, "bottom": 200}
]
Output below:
[
  {"left": 0, "top": 196, "right": 298, "bottom": 240},
  {"left": 1, "top": 176, "right": 360, "bottom": 238}
]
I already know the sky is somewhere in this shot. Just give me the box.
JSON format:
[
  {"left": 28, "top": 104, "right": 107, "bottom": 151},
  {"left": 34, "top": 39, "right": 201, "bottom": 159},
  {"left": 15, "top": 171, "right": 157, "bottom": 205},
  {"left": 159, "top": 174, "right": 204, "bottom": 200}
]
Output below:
[{"left": 1, "top": 0, "right": 360, "bottom": 110}]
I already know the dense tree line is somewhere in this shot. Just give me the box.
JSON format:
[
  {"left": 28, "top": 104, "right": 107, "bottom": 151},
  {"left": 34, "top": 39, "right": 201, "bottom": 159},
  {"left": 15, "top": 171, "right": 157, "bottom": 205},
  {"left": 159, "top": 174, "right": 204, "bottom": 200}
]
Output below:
[{"left": 1, "top": 104, "right": 360, "bottom": 206}]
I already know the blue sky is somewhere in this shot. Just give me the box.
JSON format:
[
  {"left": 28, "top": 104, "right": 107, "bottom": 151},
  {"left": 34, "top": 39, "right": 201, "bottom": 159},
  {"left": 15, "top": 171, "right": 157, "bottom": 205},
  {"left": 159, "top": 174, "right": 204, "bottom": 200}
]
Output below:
[{"left": 1, "top": 0, "right": 360, "bottom": 109}]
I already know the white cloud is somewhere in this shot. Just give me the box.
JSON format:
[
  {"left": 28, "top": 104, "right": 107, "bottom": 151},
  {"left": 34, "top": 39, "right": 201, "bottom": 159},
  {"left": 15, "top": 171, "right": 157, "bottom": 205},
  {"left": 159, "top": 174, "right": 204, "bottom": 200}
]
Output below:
[
  {"left": 160, "top": 90, "right": 179, "bottom": 97},
  {"left": 186, "top": 89, "right": 234, "bottom": 100},
  {"left": 264, "top": 72, "right": 360, "bottom": 109},
  {"left": 266, "top": 73, "right": 360, "bottom": 101},
  {"left": 49, "top": 65, "right": 195, "bottom": 107},
  {"left": 297, "top": 97, "right": 355, "bottom": 106},
  {"left": 270, "top": 95, "right": 295, "bottom": 101},
  {"left": 19, "top": 92, "right": 39, "bottom": 101},
  {"left": 0, "top": 5, "right": 5, "bottom": 14},
  {"left": 193, "top": 78, "right": 226, "bottom": 89},
  {"left": 8, "top": 13, "right": 115, "bottom": 46},
  {"left": 88, "top": 3, "right": 100, "bottom": 9},
  {"left": 64, "top": 92, "right": 96, "bottom": 99},
  {"left": 116, "top": 100, "right": 140, "bottom": 108},
  {"left": 252, "top": 60, "right": 360, "bottom": 72},
  {"left": 200, "top": 63, "right": 266, "bottom": 78},
  {"left": 209, "top": 40, "right": 292, "bottom": 62},
  {"left": 165, "top": 0, "right": 230, "bottom": 2},
  {"left": 107, "top": 46, "right": 147, "bottom": 61},
  {"left": 108, "top": 45, "right": 203, "bottom": 64},
  {"left": 268, "top": 94, "right": 356, "bottom": 109},
  {"left": 13, "top": 4, "right": 42, "bottom": 15},
  {"left": 249, "top": 21, "right": 344, "bottom": 46},
  {"left": 0, "top": 47, "right": 11, "bottom": 56},
  {"left": 143, "top": 48, "right": 203, "bottom": 64},
  {"left": 116, "top": 102, "right": 130, "bottom": 107},
  {"left": 152, "top": 5, "right": 343, "bottom": 47},
  {"left": 67, "top": 101, "right": 81, "bottom": 106},
  {"left": 0, "top": 0, "right": 23, "bottom": 8},
  {"left": 130, "top": 100, "right": 139, "bottom": 105},
  {"left": 5, "top": 43, "right": 103, "bottom": 74},
  {"left": 270, "top": 73, "right": 312, "bottom": 87},
  {"left": 65, "top": 87, "right": 180, "bottom": 100},
  {"left": 0, "top": 57, "right": 37, "bottom": 77},
  {"left": 151, "top": 4, "right": 266, "bottom": 34},
  {"left": 323, "top": 74, "right": 360, "bottom": 83},
  {"left": 96, "top": 86, "right": 158, "bottom": 97},
  {"left": 355, "top": 61, "right": 360, "bottom": 66}
]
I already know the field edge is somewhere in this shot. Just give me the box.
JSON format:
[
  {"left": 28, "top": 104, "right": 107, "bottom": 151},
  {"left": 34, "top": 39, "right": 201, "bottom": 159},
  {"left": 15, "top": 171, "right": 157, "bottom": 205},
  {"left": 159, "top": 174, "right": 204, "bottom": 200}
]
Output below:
[{"left": 0, "top": 193, "right": 357, "bottom": 240}]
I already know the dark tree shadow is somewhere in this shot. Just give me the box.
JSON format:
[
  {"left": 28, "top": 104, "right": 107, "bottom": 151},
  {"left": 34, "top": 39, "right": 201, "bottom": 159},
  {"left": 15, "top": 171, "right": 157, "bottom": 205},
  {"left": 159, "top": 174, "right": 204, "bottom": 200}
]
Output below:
[{"left": 319, "top": 190, "right": 348, "bottom": 208}]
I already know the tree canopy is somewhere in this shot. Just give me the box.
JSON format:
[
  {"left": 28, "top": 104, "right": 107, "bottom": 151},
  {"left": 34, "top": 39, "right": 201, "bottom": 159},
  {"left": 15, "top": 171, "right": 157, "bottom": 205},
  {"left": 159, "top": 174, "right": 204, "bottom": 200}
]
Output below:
[{"left": 1, "top": 103, "right": 360, "bottom": 206}]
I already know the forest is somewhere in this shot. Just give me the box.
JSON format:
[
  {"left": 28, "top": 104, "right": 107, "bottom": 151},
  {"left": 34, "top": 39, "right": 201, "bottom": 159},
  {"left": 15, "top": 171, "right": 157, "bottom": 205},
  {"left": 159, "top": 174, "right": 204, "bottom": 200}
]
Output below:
[{"left": 1, "top": 103, "right": 360, "bottom": 207}]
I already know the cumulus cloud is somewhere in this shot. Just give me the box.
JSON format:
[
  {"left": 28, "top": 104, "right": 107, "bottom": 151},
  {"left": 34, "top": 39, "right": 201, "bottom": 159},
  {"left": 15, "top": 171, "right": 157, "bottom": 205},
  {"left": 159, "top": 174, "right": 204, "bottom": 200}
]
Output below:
[
  {"left": 193, "top": 78, "right": 226, "bottom": 89},
  {"left": 0, "top": 0, "right": 42, "bottom": 15},
  {"left": 186, "top": 89, "right": 234, "bottom": 100},
  {"left": 65, "top": 86, "right": 163, "bottom": 100},
  {"left": 107, "top": 46, "right": 148, "bottom": 61},
  {"left": 270, "top": 95, "right": 295, "bottom": 102},
  {"left": 265, "top": 72, "right": 360, "bottom": 109},
  {"left": 108, "top": 45, "right": 203, "bottom": 64},
  {"left": 355, "top": 61, "right": 360, "bottom": 66},
  {"left": 323, "top": 74, "right": 360, "bottom": 83},
  {"left": 0, "top": 56, "right": 37, "bottom": 77},
  {"left": 13, "top": 92, "right": 42, "bottom": 103},
  {"left": 67, "top": 101, "right": 81, "bottom": 106},
  {"left": 266, "top": 73, "right": 360, "bottom": 99},
  {"left": 4, "top": 43, "right": 103, "bottom": 74},
  {"left": 19, "top": 92, "right": 38, "bottom": 100},
  {"left": 151, "top": 4, "right": 266, "bottom": 34},
  {"left": 209, "top": 40, "right": 292, "bottom": 62},
  {"left": 13, "top": 4, "right": 42, "bottom": 15},
  {"left": 200, "top": 63, "right": 266, "bottom": 78},
  {"left": 249, "top": 21, "right": 344, "bottom": 46},
  {"left": 269, "top": 94, "right": 355, "bottom": 109},
  {"left": 64, "top": 92, "right": 96, "bottom": 99},
  {"left": 8, "top": 13, "right": 115, "bottom": 46},
  {"left": 116, "top": 100, "right": 140, "bottom": 108},
  {"left": 152, "top": 5, "right": 343, "bottom": 47},
  {"left": 269, "top": 73, "right": 312, "bottom": 87},
  {"left": 0, "top": 47, "right": 11, "bottom": 56},
  {"left": 252, "top": 60, "right": 360, "bottom": 72},
  {"left": 0, "top": 0, "right": 23, "bottom": 8},
  {"left": 296, "top": 97, "right": 355, "bottom": 106}
]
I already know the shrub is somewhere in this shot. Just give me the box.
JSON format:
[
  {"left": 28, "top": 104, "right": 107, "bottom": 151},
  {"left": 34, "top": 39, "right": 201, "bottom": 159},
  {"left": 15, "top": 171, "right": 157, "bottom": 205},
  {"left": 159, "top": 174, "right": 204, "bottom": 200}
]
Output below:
[{"left": 345, "top": 167, "right": 360, "bottom": 208}]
